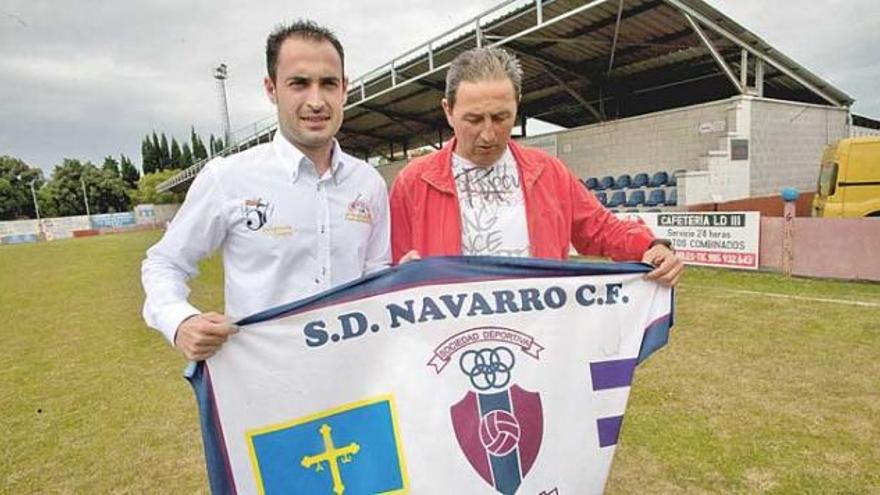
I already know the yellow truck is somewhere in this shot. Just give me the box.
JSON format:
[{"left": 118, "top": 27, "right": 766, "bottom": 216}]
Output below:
[{"left": 813, "top": 136, "right": 880, "bottom": 217}]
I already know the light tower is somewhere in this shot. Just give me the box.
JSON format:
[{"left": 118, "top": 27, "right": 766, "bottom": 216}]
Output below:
[{"left": 214, "top": 63, "right": 232, "bottom": 149}]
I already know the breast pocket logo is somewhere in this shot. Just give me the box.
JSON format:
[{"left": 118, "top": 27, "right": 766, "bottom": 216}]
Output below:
[
  {"left": 345, "top": 193, "right": 372, "bottom": 224},
  {"left": 242, "top": 198, "right": 273, "bottom": 231}
]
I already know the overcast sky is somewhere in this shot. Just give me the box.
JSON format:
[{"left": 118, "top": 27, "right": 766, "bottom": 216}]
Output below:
[{"left": 1, "top": 0, "right": 877, "bottom": 175}]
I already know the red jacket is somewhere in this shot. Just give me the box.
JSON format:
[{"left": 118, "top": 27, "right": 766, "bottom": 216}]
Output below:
[{"left": 389, "top": 138, "right": 655, "bottom": 264}]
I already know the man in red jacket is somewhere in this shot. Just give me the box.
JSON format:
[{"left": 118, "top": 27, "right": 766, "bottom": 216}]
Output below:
[{"left": 390, "top": 47, "right": 683, "bottom": 286}]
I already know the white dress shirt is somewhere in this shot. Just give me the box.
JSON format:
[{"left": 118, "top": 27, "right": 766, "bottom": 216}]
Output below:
[{"left": 141, "top": 132, "right": 391, "bottom": 344}]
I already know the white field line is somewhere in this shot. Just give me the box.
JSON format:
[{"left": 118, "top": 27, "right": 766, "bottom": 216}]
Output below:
[{"left": 689, "top": 286, "right": 880, "bottom": 308}]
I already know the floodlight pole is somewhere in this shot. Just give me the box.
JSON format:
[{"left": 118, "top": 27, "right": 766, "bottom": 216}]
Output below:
[{"left": 214, "top": 63, "right": 232, "bottom": 147}]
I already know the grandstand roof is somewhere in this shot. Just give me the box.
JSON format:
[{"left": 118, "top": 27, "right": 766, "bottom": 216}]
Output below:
[
  {"left": 159, "top": 0, "right": 854, "bottom": 192},
  {"left": 338, "top": 0, "right": 853, "bottom": 159}
]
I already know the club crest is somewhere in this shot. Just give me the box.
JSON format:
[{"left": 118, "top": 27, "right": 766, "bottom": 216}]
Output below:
[{"left": 430, "top": 327, "right": 544, "bottom": 494}]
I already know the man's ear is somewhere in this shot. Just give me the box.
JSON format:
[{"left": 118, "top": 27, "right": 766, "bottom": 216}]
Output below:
[
  {"left": 441, "top": 98, "right": 454, "bottom": 128},
  {"left": 264, "top": 76, "right": 277, "bottom": 105},
  {"left": 342, "top": 76, "right": 349, "bottom": 105}
]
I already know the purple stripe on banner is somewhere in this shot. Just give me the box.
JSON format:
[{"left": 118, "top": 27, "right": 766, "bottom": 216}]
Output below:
[
  {"left": 597, "top": 415, "right": 624, "bottom": 448},
  {"left": 589, "top": 358, "right": 637, "bottom": 391}
]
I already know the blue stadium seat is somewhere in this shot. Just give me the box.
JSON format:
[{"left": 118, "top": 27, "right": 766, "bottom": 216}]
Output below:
[
  {"left": 612, "top": 174, "right": 631, "bottom": 190},
  {"left": 665, "top": 187, "right": 678, "bottom": 206},
  {"left": 624, "top": 190, "right": 645, "bottom": 207},
  {"left": 594, "top": 191, "right": 607, "bottom": 206},
  {"left": 649, "top": 171, "right": 669, "bottom": 188},
  {"left": 607, "top": 190, "right": 626, "bottom": 208},
  {"left": 585, "top": 177, "right": 599, "bottom": 190},
  {"left": 598, "top": 175, "right": 615, "bottom": 191},
  {"left": 631, "top": 173, "right": 649, "bottom": 188},
  {"left": 645, "top": 188, "right": 666, "bottom": 207}
]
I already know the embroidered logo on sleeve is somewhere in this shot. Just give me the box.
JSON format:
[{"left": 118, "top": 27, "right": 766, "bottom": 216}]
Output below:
[{"left": 345, "top": 193, "right": 373, "bottom": 224}]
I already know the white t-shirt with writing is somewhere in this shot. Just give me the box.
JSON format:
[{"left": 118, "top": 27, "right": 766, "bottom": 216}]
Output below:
[{"left": 452, "top": 147, "right": 530, "bottom": 257}]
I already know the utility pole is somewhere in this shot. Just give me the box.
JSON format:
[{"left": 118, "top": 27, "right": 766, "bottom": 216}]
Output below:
[
  {"left": 80, "top": 176, "right": 91, "bottom": 219},
  {"left": 29, "top": 180, "right": 40, "bottom": 221},
  {"left": 28, "top": 179, "right": 44, "bottom": 240},
  {"left": 214, "top": 63, "right": 232, "bottom": 149}
]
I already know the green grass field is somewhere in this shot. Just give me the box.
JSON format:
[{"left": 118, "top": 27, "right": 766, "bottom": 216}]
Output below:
[{"left": 1, "top": 231, "right": 878, "bottom": 493}]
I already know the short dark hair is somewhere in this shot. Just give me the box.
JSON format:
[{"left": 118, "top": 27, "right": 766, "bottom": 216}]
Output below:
[{"left": 265, "top": 20, "right": 345, "bottom": 81}]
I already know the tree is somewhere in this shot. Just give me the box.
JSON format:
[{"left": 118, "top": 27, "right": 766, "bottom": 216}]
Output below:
[
  {"left": 131, "top": 170, "right": 186, "bottom": 205},
  {"left": 39, "top": 159, "right": 89, "bottom": 217},
  {"left": 159, "top": 133, "right": 171, "bottom": 170},
  {"left": 120, "top": 154, "right": 140, "bottom": 189},
  {"left": 181, "top": 142, "right": 193, "bottom": 169},
  {"left": 141, "top": 136, "right": 159, "bottom": 174},
  {"left": 170, "top": 138, "right": 183, "bottom": 169},
  {"left": 0, "top": 155, "right": 44, "bottom": 220},
  {"left": 40, "top": 159, "right": 131, "bottom": 216},
  {"left": 102, "top": 156, "right": 120, "bottom": 177},
  {"left": 191, "top": 126, "right": 208, "bottom": 161},
  {"left": 209, "top": 134, "right": 225, "bottom": 156},
  {"left": 151, "top": 132, "right": 162, "bottom": 170}
]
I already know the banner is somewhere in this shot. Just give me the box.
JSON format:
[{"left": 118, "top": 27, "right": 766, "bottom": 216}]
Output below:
[
  {"left": 621, "top": 211, "right": 761, "bottom": 269},
  {"left": 90, "top": 212, "right": 136, "bottom": 229},
  {"left": 189, "top": 257, "right": 674, "bottom": 494}
]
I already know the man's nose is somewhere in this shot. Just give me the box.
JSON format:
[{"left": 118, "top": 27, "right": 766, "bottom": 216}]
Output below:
[
  {"left": 305, "top": 86, "right": 325, "bottom": 111},
  {"left": 480, "top": 122, "right": 496, "bottom": 141}
]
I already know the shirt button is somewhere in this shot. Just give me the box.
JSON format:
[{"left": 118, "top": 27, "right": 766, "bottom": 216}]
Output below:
[{"left": 314, "top": 278, "right": 320, "bottom": 284}]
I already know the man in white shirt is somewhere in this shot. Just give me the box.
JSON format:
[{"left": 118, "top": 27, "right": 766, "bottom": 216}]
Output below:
[{"left": 142, "top": 20, "right": 391, "bottom": 360}]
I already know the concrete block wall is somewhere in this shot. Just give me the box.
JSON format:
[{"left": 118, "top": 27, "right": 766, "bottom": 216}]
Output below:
[
  {"left": 760, "top": 217, "right": 880, "bottom": 281},
  {"left": 749, "top": 99, "right": 847, "bottom": 197},
  {"left": 553, "top": 99, "right": 730, "bottom": 179}
]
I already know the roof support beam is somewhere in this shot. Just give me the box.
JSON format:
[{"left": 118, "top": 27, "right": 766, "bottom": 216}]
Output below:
[
  {"left": 607, "top": 0, "right": 626, "bottom": 77},
  {"left": 504, "top": 40, "right": 602, "bottom": 86},
  {"left": 409, "top": 77, "right": 446, "bottom": 94},
  {"left": 359, "top": 103, "right": 433, "bottom": 130},
  {"left": 544, "top": 71, "right": 605, "bottom": 122},
  {"left": 339, "top": 127, "right": 398, "bottom": 143},
  {"left": 528, "top": 0, "right": 662, "bottom": 53},
  {"left": 683, "top": 13, "right": 745, "bottom": 94},
  {"left": 662, "top": 0, "right": 844, "bottom": 106},
  {"left": 343, "top": 86, "right": 435, "bottom": 124}
]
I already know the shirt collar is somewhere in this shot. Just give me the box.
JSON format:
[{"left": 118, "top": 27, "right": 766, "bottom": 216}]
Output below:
[{"left": 272, "top": 131, "right": 345, "bottom": 184}]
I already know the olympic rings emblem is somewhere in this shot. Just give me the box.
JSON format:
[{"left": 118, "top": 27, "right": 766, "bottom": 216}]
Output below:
[{"left": 459, "top": 347, "right": 516, "bottom": 391}]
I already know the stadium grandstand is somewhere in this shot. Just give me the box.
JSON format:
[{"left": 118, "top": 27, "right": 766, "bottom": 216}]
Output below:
[{"left": 157, "top": 0, "right": 879, "bottom": 216}]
